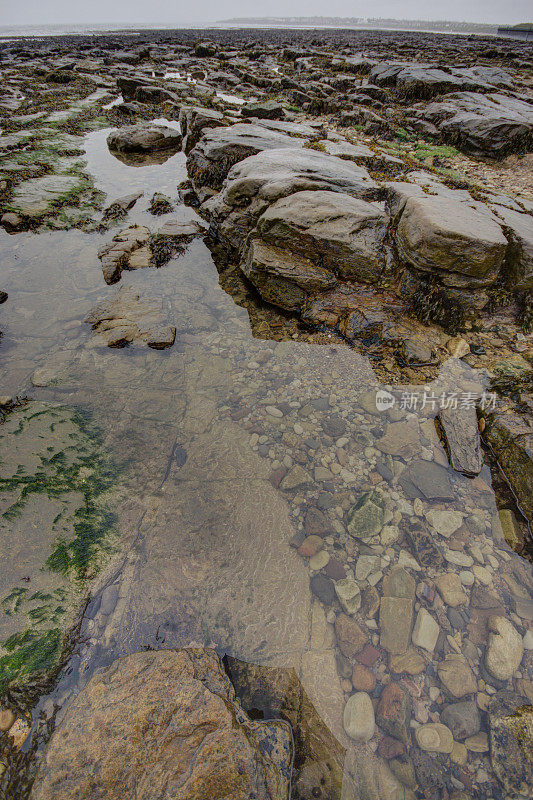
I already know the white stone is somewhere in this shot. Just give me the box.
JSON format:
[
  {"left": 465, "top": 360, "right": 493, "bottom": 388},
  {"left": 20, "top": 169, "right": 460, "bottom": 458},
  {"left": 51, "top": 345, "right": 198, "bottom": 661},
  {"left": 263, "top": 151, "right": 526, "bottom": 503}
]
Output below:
[
  {"left": 415, "top": 723, "right": 454, "bottom": 754},
  {"left": 425, "top": 508, "right": 463, "bottom": 537},
  {"left": 412, "top": 608, "right": 440, "bottom": 652},
  {"left": 485, "top": 616, "right": 524, "bottom": 681},
  {"left": 343, "top": 692, "right": 375, "bottom": 742}
]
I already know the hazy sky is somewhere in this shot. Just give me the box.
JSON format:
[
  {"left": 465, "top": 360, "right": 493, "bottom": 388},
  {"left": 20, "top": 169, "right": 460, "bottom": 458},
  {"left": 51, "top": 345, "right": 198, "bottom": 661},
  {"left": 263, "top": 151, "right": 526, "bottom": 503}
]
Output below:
[{"left": 1, "top": 0, "right": 530, "bottom": 27}]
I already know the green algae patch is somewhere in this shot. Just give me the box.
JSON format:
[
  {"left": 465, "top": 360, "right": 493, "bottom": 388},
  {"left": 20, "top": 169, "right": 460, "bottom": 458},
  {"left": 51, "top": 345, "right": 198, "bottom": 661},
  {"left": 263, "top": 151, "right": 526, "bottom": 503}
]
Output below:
[{"left": 0, "top": 402, "right": 120, "bottom": 691}]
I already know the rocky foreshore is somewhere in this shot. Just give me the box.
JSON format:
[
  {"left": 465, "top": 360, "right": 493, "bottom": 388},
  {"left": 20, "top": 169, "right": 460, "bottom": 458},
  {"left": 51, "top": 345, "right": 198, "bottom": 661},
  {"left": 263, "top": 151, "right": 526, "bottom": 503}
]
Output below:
[{"left": 0, "top": 24, "right": 532, "bottom": 800}]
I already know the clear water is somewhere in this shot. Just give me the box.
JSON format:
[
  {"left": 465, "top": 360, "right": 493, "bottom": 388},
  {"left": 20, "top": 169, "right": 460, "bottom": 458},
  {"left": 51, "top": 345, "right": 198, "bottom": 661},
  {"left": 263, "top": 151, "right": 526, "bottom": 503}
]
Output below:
[{"left": 0, "top": 122, "right": 531, "bottom": 799}]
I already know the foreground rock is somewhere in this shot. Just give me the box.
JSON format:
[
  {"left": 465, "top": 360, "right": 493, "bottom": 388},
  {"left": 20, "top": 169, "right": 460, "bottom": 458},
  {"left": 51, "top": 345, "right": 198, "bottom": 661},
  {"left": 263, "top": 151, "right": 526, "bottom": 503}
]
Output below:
[
  {"left": 488, "top": 690, "right": 533, "bottom": 797},
  {"left": 31, "top": 649, "right": 292, "bottom": 800},
  {"left": 107, "top": 123, "right": 182, "bottom": 153},
  {"left": 204, "top": 146, "right": 379, "bottom": 252},
  {"left": 395, "top": 195, "right": 507, "bottom": 287},
  {"left": 84, "top": 286, "right": 176, "bottom": 349}
]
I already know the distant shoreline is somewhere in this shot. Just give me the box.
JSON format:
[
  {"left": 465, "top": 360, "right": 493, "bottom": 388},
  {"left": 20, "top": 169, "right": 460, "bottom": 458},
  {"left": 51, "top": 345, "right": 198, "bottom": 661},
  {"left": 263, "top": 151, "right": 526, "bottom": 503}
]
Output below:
[{"left": 0, "top": 19, "right": 509, "bottom": 40}]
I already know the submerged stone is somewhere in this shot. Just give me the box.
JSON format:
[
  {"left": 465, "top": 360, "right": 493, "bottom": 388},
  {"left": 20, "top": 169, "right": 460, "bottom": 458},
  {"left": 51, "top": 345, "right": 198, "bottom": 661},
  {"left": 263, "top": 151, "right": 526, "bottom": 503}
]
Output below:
[
  {"left": 30, "top": 649, "right": 292, "bottom": 800},
  {"left": 346, "top": 490, "right": 386, "bottom": 540}
]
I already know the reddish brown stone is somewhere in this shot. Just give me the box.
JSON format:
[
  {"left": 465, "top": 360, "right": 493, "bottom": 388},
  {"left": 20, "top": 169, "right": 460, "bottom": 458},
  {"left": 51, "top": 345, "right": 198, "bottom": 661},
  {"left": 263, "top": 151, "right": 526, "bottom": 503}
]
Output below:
[
  {"left": 304, "top": 507, "right": 332, "bottom": 536},
  {"left": 335, "top": 613, "right": 368, "bottom": 660},
  {"left": 355, "top": 644, "right": 381, "bottom": 667},
  {"left": 269, "top": 466, "right": 287, "bottom": 488},
  {"left": 298, "top": 536, "right": 323, "bottom": 558},
  {"left": 378, "top": 735, "right": 405, "bottom": 760},
  {"left": 376, "top": 683, "right": 411, "bottom": 744},
  {"left": 351, "top": 664, "right": 377, "bottom": 693}
]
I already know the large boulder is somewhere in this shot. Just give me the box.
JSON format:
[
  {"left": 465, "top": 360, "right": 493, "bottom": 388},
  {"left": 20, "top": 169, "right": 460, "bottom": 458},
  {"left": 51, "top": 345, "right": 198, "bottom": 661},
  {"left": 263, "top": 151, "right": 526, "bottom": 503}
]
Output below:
[
  {"left": 204, "top": 146, "right": 380, "bottom": 252},
  {"left": 254, "top": 190, "right": 388, "bottom": 283},
  {"left": 241, "top": 99, "right": 286, "bottom": 120},
  {"left": 242, "top": 239, "right": 337, "bottom": 311},
  {"left": 411, "top": 92, "right": 533, "bottom": 158},
  {"left": 395, "top": 195, "right": 508, "bottom": 287},
  {"left": 186, "top": 123, "right": 303, "bottom": 192},
  {"left": 107, "top": 124, "right": 182, "bottom": 154},
  {"left": 370, "top": 62, "right": 474, "bottom": 98},
  {"left": 31, "top": 649, "right": 292, "bottom": 800}
]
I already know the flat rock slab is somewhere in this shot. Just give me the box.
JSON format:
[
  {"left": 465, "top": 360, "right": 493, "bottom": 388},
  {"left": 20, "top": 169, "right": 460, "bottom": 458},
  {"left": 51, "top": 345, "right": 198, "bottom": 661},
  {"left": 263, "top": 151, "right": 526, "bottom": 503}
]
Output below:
[
  {"left": 84, "top": 286, "right": 175, "bottom": 350},
  {"left": 107, "top": 123, "right": 182, "bottom": 153},
  {"left": 255, "top": 190, "right": 388, "bottom": 283},
  {"left": 30, "top": 649, "right": 292, "bottom": 800},
  {"left": 438, "top": 405, "right": 483, "bottom": 476},
  {"left": 8, "top": 175, "right": 84, "bottom": 218},
  {"left": 395, "top": 195, "right": 508, "bottom": 287}
]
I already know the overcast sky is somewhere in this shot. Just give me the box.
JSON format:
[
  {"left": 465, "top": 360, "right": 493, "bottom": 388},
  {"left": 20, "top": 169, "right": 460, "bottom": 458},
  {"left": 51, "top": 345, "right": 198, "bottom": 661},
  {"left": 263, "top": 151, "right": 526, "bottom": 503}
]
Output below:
[{"left": 1, "top": 1, "right": 530, "bottom": 27}]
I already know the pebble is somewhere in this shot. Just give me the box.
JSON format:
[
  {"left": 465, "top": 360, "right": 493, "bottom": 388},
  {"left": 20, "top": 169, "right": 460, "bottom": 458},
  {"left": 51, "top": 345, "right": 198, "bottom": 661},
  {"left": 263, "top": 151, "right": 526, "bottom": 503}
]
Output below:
[
  {"left": 415, "top": 722, "right": 454, "bottom": 754},
  {"left": 309, "top": 550, "right": 330, "bottom": 570},
  {"left": 472, "top": 565, "right": 493, "bottom": 586},
  {"left": 425, "top": 508, "right": 463, "bottom": 537},
  {"left": 343, "top": 692, "right": 375, "bottom": 742},
  {"left": 0, "top": 709, "right": 15, "bottom": 732},
  {"left": 445, "top": 550, "right": 474, "bottom": 568},
  {"left": 485, "top": 616, "right": 523, "bottom": 681},
  {"left": 266, "top": 405, "right": 283, "bottom": 417},
  {"left": 411, "top": 608, "right": 440, "bottom": 652},
  {"left": 351, "top": 664, "right": 377, "bottom": 692},
  {"left": 459, "top": 570, "right": 475, "bottom": 586},
  {"left": 464, "top": 732, "right": 489, "bottom": 752},
  {"left": 7, "top": 718, "right": 30, "bottom": 749},
  {"left": 435, "top": 572, "right": 467, "bottom": 607},
  {"left": 334, "top": 579, "right": 361, "bottom": 614}
]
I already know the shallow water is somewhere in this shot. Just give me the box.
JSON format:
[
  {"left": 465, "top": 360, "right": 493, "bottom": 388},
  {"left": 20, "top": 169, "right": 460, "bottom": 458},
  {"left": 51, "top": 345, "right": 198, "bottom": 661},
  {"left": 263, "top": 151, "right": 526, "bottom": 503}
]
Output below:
[{"left": 0, "top": 122, "right": 531, "bottom": 799}]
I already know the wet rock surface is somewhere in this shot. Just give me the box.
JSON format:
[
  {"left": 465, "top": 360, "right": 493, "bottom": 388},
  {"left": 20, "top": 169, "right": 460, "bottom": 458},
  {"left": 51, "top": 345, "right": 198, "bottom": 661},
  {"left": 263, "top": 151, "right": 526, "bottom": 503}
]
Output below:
[
  {"left": 0, "top": 24, "right": 531, "bottom": 800},
  {"left": 107, "top": 123, "right": 182, "bottom": 154},
  {"left": 30, "top": 649, "right": 293, "bottom": 800}
]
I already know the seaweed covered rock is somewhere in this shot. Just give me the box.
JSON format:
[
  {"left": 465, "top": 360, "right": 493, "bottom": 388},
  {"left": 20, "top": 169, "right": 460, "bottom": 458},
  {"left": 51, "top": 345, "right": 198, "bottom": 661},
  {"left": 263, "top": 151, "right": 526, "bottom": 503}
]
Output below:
[
  {"left": 31, "top": 649, "right": 293, "bottom": 800},
  {"left": 488, "top": 690, "right": 532, "bottom": 796},
  {"left": 410, "top": 92, "right": 533, "bottom": 158}
]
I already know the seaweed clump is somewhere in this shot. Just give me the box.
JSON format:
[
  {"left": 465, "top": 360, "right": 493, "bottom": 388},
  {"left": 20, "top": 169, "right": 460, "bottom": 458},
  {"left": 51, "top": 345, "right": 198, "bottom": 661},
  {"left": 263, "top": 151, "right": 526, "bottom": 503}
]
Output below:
[
  {"left": 411, "top": 279, "right": 466, "bottom": 335},
  {"left": 149, "top": 233, "right": 186, "bottom": 267}
]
